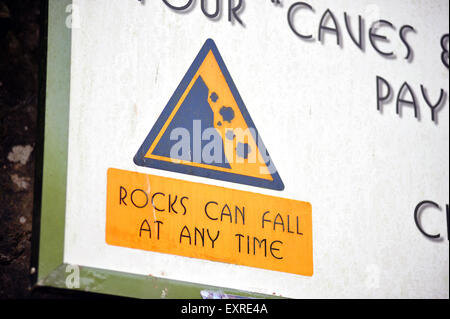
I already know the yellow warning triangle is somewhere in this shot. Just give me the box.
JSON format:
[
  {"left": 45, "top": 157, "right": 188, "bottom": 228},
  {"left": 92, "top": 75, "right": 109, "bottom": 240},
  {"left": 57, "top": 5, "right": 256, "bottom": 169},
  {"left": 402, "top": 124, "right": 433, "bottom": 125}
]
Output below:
[{"left": 134, "top": 39, "right": 284, "bottom": 191}]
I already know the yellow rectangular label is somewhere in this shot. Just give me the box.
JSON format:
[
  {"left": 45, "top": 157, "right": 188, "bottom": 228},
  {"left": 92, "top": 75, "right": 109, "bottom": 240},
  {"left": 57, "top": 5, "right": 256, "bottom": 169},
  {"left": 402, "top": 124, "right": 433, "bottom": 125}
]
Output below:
[{"left": 106, "top": 168, "right": 313, "bottom": 276}]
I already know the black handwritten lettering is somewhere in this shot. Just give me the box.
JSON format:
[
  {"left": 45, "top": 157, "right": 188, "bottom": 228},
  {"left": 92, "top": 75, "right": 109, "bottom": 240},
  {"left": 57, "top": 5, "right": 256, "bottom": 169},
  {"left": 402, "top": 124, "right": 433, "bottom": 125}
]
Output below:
[
  {"left": 262, "top": 211, "right": 271, "bottom": 229},
  {"left": 420, "top": 86, "right": 445, "bottom": 123},
  {"left": 235, "top": 206, "right": 245, "bottom": 225},
  {"left": 201, "top": 0, "right": 220, "bottom": 19},
  {"left": 169, "top": 194, "right": 179, "bottom": 214},
  {"left": 180, "top": 225, "right": 192, "bottom": 244},
  {"left": 441, "top": 34, "right": 449, "bottom": 69},
  {"left": 235, "top": 234, "right": 284, "bottom": 260},
  {"left": 400, "top": 25, "right": 415, "bottom": 61},
  {"left": 235, "top": 234, "right": 244, "bottom": 252},
  {"left": 221, "top": 204, "right": 232, "bottom": 223},
  {"left": 119, "top": 186, "right": 127, "bottom": 206},
  {"left": 205, "top": 201, "right": 219, "bottom": 220},
  {"left": 139, "top": 219, "right": 151, "bottom": 238},
  {"left": 287, "top": 2, "right": 315, "bottom": 40},
  {"left": 376, "top": 75, "right": 392, "bottom": 112},
  {"left": 296, "top": 216, "right": 303, "bottom": 235},
  {"left": 287, "top": 215, "right": 294, "bottom": 234},
  {"left": 369, "top": 20, "right": 395, "bottom": 58},
  {"left": 228, "top": 0, "right": 244, "bottom": 26},
  {"left": 195, "top": 227, "right": 205, "bottom": 246},
  {"left": 131, "top": 189, "right": 149, "bottom": 209},
  {"left": 155, "top": 220, "right": 163, "bottom": 240},
  {"left": 273, "top": 213, "right": 285, "bottom": 232},
  {"left": 207, "top": 229, "right": 220, "bottom": 248},
  {"left": 180, "top": 196, "right": 189, "bottom": 215},
  {"left": 318, "top": 9, "right": 341, "bottom": 46},
  {"left": 253, "top": 237, "right": 267, "bottom": 257},
  {"left": 151, "top": 192, "right": 165, "bottom": 212},
  {"left": 270, "top": 240, "right": 283, "bottom": 260},
  {"left": 344, "top": 12, "right": 363, "bottom": 50},
  {"left": 397, "top": 82, "right": 419, "bottom": 119},
  {"left": 162, "top": 0, "right": 193, "bottom": 11},
  {"left": 139, "top": 220, "right": 163, "bottom": 240}
]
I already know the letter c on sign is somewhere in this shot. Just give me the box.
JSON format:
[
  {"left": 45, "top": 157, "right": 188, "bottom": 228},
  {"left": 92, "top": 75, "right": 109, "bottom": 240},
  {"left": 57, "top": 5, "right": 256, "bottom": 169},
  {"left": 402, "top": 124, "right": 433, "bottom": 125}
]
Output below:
[
  {"left": 414, "top": 201, "right": 441, "bottom": 239},
  {"left": 288, "top": 2, "right": 315, "bottom": 40}
]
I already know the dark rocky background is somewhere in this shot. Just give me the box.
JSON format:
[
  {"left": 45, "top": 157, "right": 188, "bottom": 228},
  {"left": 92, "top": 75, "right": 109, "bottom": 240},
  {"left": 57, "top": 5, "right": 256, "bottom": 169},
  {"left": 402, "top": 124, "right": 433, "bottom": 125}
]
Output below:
[
  {"left": 0, "top": 0, "right": 114, "bottom": 299},
  {"left": 0, "top": 0, "right": 42, "bottom": 299}
]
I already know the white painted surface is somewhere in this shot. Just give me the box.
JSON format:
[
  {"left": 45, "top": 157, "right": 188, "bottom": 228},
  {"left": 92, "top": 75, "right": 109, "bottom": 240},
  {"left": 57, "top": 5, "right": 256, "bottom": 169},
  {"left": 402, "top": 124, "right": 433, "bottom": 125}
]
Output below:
[{"left": 64, "top": 0, "right": 449, "bottom": 298}]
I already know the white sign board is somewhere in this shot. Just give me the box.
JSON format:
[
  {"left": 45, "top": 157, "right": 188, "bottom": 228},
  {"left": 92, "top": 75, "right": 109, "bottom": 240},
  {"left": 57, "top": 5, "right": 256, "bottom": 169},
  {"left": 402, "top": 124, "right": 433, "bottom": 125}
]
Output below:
[{"left": 52, "top": 0, "right": 449, "bottom": 298}]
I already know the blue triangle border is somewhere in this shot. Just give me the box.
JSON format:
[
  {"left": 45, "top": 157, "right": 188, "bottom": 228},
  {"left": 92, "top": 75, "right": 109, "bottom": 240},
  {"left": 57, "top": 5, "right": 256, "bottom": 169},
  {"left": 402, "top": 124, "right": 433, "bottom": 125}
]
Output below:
[{"left": 134, "top": 39, "right": 285, "bottom": 191}]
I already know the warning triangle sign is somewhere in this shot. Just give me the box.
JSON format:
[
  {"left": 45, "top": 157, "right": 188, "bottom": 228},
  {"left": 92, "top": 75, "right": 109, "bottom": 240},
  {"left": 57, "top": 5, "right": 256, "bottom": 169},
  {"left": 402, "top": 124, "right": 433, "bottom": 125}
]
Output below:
[{"left": 134, "top": 39, "right": 284, "bottom": 191}]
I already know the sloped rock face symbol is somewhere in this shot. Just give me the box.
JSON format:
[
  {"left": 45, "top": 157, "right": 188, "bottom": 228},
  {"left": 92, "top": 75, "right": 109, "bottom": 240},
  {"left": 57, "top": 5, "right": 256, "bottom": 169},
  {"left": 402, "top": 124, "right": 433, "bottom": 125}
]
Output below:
[{"left": 134, "top": 39, "right": 284, "bottom": 191}]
